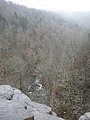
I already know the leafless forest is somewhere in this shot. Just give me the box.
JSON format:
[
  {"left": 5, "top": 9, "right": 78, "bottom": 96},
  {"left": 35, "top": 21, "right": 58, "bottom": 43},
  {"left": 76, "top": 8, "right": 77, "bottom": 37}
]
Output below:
[{"left": 0, "top": 0, "right": 90, "bottom": 119}]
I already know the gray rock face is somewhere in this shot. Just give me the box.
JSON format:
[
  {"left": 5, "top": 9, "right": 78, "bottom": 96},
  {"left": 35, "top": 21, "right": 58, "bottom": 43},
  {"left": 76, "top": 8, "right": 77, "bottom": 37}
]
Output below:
[
  {"left": 0, "top": 85, "right": 64, "bottom": 120},
  {"left": 79, "top": 112, "right": 90, "bottom": 120},
  {"left": 0, "top": 85, "right": 14, "bottom": 100}
]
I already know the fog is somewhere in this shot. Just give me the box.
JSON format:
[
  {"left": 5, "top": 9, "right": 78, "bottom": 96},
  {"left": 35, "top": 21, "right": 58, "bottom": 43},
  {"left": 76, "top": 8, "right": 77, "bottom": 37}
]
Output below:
[{"left": 6, "top": 0, "right": 90, "bottom": 11}]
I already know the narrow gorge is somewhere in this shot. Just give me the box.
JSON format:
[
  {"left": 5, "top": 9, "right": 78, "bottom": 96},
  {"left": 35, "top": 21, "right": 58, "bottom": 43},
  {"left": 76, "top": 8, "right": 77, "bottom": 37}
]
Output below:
[{"left": 0, "top": 0, "right": 90, "bottom": 119}]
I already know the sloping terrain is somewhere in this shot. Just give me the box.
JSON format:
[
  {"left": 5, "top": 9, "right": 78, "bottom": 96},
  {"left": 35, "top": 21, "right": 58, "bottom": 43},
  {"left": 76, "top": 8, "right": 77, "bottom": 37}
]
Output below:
[{"left": 0, "top": 0, "right": 90, "bottom": 119}]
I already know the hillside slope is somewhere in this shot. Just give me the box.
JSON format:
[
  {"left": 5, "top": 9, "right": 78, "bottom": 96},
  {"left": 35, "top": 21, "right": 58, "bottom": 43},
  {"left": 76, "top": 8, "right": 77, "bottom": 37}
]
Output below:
[{"left": 0, "top": 0, "right": 90, "bottom": 120}]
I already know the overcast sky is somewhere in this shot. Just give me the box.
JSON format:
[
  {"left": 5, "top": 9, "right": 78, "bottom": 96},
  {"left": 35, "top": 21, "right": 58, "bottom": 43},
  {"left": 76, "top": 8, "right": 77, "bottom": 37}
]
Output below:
[{"left": 6, "top": 0, "right": 90, "bottom": 12}]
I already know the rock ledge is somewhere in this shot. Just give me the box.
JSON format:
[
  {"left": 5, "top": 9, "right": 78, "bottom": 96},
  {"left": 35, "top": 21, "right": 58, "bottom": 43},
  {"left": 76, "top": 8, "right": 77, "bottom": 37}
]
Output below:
[{"left": 0, "top": 85, "right": 64, "bottom": 120}]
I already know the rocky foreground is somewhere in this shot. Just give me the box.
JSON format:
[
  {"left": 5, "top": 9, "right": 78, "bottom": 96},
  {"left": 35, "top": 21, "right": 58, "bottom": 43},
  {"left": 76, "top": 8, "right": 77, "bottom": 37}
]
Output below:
[
  {"left": 0, "top": 85, "right": 90, "bottom": 120},
  {"left": 0, "top": 85, "right": 64, "bottom": 120},
  {"left": 79, "top": 112, "right": 90, "bottom": 120}
]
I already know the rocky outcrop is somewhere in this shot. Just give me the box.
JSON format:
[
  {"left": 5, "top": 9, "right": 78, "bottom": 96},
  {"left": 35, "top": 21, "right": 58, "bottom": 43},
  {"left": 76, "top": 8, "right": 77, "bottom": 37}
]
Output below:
[
  {"left": 0, "top": 85, "right": 64, "bottom": 120},
  {"left": 79, "top": 112, "right": 90, "bottom": 120}
]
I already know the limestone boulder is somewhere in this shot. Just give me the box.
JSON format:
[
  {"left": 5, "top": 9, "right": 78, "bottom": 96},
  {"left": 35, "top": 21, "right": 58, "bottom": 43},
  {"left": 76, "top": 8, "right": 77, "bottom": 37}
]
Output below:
[
  {"left": 79, "top": 112, "right": 90, "bottom": 120},
  {"left": 0, "top": 85, "right": 14, "bottom": 100},
  {"left": 0, "top": 85, "right": 64, "bottom": 120}
]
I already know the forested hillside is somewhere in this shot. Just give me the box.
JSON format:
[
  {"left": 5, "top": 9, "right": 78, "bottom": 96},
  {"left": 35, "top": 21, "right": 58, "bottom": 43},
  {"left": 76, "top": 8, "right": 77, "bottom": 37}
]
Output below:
[{"left": 0, "top": 0, "right": 90, "bottom": 119}]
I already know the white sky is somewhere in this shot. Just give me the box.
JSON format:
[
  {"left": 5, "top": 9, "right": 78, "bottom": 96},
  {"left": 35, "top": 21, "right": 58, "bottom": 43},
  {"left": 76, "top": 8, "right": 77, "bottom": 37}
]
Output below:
[{"left": 6, "top": 0, "right": 90, "bottom": 12}]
